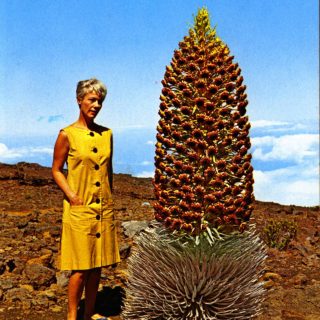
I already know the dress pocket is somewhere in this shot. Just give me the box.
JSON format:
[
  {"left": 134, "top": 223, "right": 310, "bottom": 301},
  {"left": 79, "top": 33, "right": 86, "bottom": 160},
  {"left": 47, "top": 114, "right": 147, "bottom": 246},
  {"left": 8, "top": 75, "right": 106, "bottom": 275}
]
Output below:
[{"left": 68, "top": 205, "right": 97, "bottom": 234}]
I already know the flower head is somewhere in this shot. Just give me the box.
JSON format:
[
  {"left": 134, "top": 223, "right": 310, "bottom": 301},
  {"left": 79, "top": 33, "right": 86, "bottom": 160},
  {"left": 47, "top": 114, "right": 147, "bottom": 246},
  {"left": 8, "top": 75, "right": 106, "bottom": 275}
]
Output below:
[
  {"left": 192, "top": 128, "right": 203, "bottom": 139},
  {"left": 180, "top": 106, "right": 192, "bottom": 115},
  {"left": 182, "top": 89, "right": 193, "bottom": 97},
  {"left": 194, "top": 97, "right": 206, "bottom": 107},
  {"left": 182, "top": 121, "right": 193, "bottom": 131},
  {"left": 205, "top": 101, "right": 215, "bottom": 111}
]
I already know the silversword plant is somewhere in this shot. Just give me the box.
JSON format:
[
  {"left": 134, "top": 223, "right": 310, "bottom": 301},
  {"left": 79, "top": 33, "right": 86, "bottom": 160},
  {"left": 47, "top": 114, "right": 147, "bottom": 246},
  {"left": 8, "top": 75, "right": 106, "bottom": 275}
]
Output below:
[{"left": 123, "top": 8, "right": 266, "bottom": 320}]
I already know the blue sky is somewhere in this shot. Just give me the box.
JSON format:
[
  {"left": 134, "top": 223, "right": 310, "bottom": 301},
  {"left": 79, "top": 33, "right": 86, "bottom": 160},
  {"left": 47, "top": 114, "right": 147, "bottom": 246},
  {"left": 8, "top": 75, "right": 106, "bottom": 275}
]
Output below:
[{"left": 0, "top": 0, "right": 319, "bottom": 206}]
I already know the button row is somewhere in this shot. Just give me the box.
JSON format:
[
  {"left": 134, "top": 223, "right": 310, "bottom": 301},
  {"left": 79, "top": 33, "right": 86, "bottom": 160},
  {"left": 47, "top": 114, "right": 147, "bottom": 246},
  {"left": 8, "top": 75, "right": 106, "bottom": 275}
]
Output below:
[{"left": 91, "top": 141, "right": 100, "bottom": 207}]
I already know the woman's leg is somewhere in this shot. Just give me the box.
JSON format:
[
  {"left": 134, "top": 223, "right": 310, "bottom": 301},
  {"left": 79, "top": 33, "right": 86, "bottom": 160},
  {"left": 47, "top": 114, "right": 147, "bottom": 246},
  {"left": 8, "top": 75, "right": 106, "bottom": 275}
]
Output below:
[
  {"left": 84, "top": 268, "right": 102, "bottom": 320},
  {"left": 68, "top": 270, "right": 88, "bottom": 320}
]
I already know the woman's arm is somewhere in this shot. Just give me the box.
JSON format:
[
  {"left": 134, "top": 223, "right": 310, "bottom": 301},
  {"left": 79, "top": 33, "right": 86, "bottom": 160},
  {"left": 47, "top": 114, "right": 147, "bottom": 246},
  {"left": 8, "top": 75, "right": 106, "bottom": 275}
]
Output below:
[{"left": 52, "top": 130, "right": 83, "bottom": 205}]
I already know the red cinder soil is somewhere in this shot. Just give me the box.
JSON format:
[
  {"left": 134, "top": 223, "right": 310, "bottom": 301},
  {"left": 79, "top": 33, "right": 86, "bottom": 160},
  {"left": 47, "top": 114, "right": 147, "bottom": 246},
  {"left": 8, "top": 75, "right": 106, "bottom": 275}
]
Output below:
[{"left": 0, "top": 162, "right": 319, "bottom": 319}]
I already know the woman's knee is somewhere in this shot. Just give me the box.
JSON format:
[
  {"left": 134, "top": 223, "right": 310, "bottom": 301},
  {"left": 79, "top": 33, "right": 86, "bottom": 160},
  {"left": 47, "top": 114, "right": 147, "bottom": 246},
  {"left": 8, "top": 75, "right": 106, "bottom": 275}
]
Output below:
[{"left": 70, "top": 270, "right": 89, "bottom": 282}]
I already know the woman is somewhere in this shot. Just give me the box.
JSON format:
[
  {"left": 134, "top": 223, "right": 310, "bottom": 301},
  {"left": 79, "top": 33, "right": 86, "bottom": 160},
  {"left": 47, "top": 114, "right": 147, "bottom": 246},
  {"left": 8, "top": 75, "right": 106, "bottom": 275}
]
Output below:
[{"left": 52, "top": 78, "right": 120, "bottom": 320}]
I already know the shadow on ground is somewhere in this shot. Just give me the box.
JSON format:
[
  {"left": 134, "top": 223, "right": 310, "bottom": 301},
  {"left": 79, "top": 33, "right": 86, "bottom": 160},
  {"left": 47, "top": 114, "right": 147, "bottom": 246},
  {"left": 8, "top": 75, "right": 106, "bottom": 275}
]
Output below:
[{"left": 77, "top": 286, "right": 125, "bottom": 320}]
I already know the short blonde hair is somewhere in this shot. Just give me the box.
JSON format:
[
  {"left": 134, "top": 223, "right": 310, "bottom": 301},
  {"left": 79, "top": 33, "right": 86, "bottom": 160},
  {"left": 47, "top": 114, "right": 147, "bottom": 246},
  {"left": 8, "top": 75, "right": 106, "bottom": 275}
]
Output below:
[{"left": 76, "top": 78, "right": 107, "bottom": 102}]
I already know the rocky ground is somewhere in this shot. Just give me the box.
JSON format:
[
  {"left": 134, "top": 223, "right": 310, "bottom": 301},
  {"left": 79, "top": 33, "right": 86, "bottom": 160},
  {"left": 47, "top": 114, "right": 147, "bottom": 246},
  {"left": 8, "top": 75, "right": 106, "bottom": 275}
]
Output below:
[{"left": 0, "top": 162, "right": 319, "bottom": 320}]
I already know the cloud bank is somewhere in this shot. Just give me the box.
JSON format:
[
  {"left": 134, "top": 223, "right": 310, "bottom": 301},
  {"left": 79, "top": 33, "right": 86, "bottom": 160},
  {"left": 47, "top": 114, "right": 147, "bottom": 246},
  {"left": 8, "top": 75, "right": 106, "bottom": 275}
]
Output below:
[
  {"left": 0, "top": 143, "right": 53, "bottom": 162},
  {"left": 250, "top": 128, "right": 318, "bottom": 206},
  {"left": 252, "top": 134, "right": 318, "bottom": 163},
  {"left": 1, "top": 119, "right": 318, "bottom": 206},
  {"left": 135, "top": 120, "right": 319, "bottom": 206}
]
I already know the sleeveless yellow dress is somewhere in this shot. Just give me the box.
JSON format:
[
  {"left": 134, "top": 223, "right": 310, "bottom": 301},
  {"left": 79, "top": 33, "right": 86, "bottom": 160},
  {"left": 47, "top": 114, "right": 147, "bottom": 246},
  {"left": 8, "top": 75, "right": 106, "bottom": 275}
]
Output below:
[{"left": 60, "top": 125, "right": 120, "bottom": 270}]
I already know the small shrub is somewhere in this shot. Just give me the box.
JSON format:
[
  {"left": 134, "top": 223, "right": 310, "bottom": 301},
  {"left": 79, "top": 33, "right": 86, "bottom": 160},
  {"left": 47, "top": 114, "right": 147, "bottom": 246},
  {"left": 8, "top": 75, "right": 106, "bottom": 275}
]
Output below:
[{"left": 261, "top": 219, "right": 297, "bottom": 250}]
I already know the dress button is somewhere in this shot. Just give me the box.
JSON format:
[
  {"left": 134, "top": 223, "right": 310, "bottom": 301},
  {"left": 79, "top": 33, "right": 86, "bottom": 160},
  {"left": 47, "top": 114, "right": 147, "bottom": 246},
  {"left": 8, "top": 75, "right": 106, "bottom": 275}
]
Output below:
[
  {"left": 94, "top": 164, "right": 99, "bottom": 170},
  {"left": 89, "top": 132, "right": 94, "bottom": 137},
  {"left": 92, "top": 147, "right": 98, "bottom": 153},
  {"left": 95, "top": 181, "right": 100, "bottom": 187},
  {"left": 96, "top": 215, "right": 101, "bottom": 220},
  {"left": 96, "top": 232, "right": 101, "bottom": 238},
  {"left": 95, "top": 198, "right": 100, "bottom": 204}
]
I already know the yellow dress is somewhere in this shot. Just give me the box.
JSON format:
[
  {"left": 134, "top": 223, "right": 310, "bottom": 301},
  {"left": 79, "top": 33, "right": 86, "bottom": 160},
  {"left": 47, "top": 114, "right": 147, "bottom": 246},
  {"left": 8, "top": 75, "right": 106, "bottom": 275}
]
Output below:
[{"left": 60, "top": 125, "right": 120, "bottom": 270}]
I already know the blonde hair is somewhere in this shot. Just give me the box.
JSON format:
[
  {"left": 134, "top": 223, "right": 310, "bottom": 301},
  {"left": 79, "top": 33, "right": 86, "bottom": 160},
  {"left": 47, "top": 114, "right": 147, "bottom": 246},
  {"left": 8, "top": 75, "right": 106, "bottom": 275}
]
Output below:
[{"left": 76, "top": 78, "right": 107, "bottom": 102}]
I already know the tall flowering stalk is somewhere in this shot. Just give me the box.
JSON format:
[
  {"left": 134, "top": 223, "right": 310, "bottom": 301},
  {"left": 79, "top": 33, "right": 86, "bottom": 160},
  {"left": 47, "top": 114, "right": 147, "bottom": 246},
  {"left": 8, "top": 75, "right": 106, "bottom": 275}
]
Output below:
[
  {"left": 122, "top": 8, "right": 266, "bottom": 320},
  {"left": 154, "top": 8, "right": 253, "bottom": 235}
]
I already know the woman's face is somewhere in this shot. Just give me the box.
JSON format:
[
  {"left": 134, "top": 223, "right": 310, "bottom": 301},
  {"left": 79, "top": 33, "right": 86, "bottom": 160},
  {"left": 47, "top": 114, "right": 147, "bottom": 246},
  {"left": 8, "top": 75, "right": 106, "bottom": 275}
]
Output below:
[{"left": 78, "top": 91, "right": 104, "bottom": 120}]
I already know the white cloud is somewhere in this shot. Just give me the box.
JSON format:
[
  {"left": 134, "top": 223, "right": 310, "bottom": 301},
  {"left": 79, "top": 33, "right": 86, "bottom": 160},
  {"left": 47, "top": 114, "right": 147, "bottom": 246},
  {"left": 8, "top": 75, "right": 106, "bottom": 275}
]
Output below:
[
  {"left": 0, "top": 143, "right": 23, "bottom": 159},
  {"left": 254, "top": 165, "right": 319, "bottom": 206},
  {"left": 135, "top": 171, "right": 154, "bottom": 178},
  {"left": 0, "top": 143, "right": 53, "bottom": 162},
  {"left": 267, "top": 123, "right": 309, "bottom": 133},
  {"left": 251, "top": 129, "right": 319, "bottom": 205},
  {"left": 251, "top": 120, "right": 290, "bottom": 128},
  {"left": 252, "top": 134, "right": 319, "bottom": 163},
  {"left": 30, "top": 147, "right": 53, "bottom": 154},
  {"left": 146, "top": 140, "right": 154, "bottom": 145},
  {"left": 140, "top": 160, "right": 152, "bottom": 166},
  {"left": 251, "top": 119, "right": 317, "bottom": 134}
]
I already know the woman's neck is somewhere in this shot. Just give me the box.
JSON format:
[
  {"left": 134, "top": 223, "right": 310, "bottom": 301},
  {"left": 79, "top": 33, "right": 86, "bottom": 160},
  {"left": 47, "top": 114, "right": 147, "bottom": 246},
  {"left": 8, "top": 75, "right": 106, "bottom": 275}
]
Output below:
[{"left": 74, "top": 116, "right": 96, "bottom": 130}]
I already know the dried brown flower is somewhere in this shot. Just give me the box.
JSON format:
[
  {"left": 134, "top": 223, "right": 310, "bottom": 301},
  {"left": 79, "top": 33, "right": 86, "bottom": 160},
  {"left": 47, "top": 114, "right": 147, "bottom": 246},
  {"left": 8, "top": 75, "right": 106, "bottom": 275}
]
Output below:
[{"left": 153, "top": 7, "right": 254, "bottom": 235}]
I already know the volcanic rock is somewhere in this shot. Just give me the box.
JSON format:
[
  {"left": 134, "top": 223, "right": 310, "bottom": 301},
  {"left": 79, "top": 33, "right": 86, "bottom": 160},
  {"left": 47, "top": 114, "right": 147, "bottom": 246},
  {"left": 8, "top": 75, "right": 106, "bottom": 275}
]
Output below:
[
  {"left": 0, "top": 162, "right": 319, "bottom": 320},
  {"left": 121, "top": 220, "right": 149, "bottom": 238}
]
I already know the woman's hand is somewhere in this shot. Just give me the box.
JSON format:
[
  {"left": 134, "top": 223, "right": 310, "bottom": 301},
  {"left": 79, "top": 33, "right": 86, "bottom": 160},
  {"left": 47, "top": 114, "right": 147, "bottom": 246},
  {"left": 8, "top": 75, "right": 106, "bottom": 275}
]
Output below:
[{"left": 69, "top": 192, "right": 84, "bottom": 206}]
